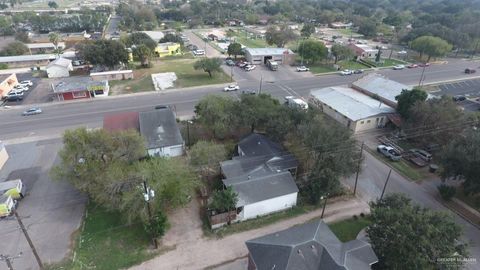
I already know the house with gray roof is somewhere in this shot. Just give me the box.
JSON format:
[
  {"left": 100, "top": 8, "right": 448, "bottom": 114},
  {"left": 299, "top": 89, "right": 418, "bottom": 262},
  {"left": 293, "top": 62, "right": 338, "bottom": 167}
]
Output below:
[
  {"left": 246, "top": 219, "right": 378, "bottom": 270},
  {"left": 46, "top": 57, "right": 73, "bottom": 78},
  {"left": 139, "top": 108, "right": 184, "bottom": 157},
  {"left": 245, "top": 48, "right": 295, "bottom": 65},
  {"left": 310, "top": 86, "right": 395, "bottom": 133},
  {"left": 220, "top": 133, "right": 299, "bottom": 222}
]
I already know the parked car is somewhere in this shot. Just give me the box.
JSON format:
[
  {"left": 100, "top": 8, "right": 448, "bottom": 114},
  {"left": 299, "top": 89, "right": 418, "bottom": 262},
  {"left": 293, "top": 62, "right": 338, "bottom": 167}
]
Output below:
[
  {"left": 393, "top": 65, "right": 405, "bottom": 70},
  {"left": 339, "top": 69, "right": 353, "bottom": 76},
  {"left": 410, "top": 148, "right": 432, "bottom": 162},
  {"left": 6, "top": 91, "right": 23, "bottom": 101},
  {"left": 237, "top": 61, "right": 248, "bottom": 68},
  {"left": 225, "top": 59, "right": 235, "bottom": 66},
  {"left": 407, "top": 64, "right": 418, "bottom": 68},
  {"left": 242, "top": 89, "right": 257, "bottom": 95},
  {"left": 19, "top": 80, "right": 33, "bottom": 87},
  {"left": 193, "top": 49, "right": 205, "bottom": 56},
  {"left": 296, "top": 66, "right": 310, "bottom": 72},
  {"left": 14, "top": 85, "right": 28, "bottom": 92},
  {"left": 22, "top": 107, "right": 42, "bottom": 116},
  {"left": 223, "top": 84, "right": 239, "bottom": 92},
  {"left": 465, "top": 68, "right": 476, "bottom": 74},
  {"left": 377, "top": 145, "right": 402, "bottom": 161},
  {"left": 353, "top": 69, "right": 364, "bottom": 74},
  {"left": 245, "top": 65, "right": 256, "bottom": 71},
  {"left": 453, "top": 95, "right": 467, "bottom": 102}
]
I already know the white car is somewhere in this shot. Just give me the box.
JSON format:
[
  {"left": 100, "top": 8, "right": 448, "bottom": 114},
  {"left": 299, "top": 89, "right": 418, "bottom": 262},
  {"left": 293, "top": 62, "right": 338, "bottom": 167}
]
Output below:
[
  {"left": 393, "top": 65, "right": 405, "bottom": 70},
  {"left": 14, "top": 85, "right": 29, "bottom": 91},
  {"left": 19, "top": 80, "right": 33, "bottom": 87},
  {"left": 193, "top": 49, "right": 205, "bottom": 56},
  {"left": 245, "top": 65, "right": 256, "bottom": 71},
  {"left": 340, "top": 69, "right": 353, "bottom": 76},
  {"left": 296, "top": 66, "right": 310, "bottom": 72},
  {"left": 223, "top": 84, "right": 239, "bottom": 92},
  {"left": 22, "top": 107, "right": 42, "bottom": 116}
]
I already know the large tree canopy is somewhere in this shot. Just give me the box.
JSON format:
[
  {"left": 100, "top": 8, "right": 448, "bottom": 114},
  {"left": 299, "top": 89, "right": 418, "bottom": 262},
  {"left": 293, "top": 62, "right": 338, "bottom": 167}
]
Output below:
[
  {"left": 368, "top": 194, "right": 466, "bottom": 270},
  {"left": 395, "top": 88, "right": 428, "bottom": 119},
  {"left": 77, "top": 40, "right": 129, "bottom": 68},
  {"left": 122, "top": 32, "right": 157, "bottom": 51},
  {"left": 265, "top": 24, "right": 297, "bottom": 47},
  {"left": 410, "top": 36, "right": 452, "bottom": 61},
  {"left": 331, "top": 44, "right": 354, "bottom": 64},
  {"left": 193, "top": 58, "right": 222, "bottom": 78},
  {"left": 298, "top": 40, "right": 328, "bottom": 64}
]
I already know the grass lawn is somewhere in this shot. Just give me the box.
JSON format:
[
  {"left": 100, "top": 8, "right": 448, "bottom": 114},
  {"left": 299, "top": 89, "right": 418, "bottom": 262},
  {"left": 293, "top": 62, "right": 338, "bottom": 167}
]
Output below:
[
  {"left": 329, "top": 216, "right": 372, "bottom": 242},
  {"left": 336, "top": 28, "right": 357, "bottom": 37},
  {"left": 364, "top": 58, "right": 407, "bottom": 67},
  {"left": 47, "top": 203, "right": 165, "bottom": 270},
  {"left": 110, "top": 59, "right": 230, "bottom": 94},
  {"left": 308, "top": 60, "right": 368, "bottom": 74},
  {"left": 308, "top": 64, "right": 337, "bottom": 74},
  {"left": 232, "top": 31, "right": 270, "bottom": 48},
  {"left": 368, "top": 149, "right": 423, "bottom": 181},
  {"left": 338, "top": 60, "right": 369, "bottom": 70},
  {"left": 455, "top": 187, "right": 480, "bottom": 212}
]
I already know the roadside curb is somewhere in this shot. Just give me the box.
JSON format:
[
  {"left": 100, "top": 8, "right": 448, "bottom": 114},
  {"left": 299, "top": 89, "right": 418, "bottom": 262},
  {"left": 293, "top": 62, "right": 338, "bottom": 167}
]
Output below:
[
  {"left": 423, "top": 76, "right": 480, "bottom": 87},
  {"left": 363, "top": 147, "right": 421, "bottom": 183},
  {"left": 435, "top": 196, "right": 480, "bottom": 230}
]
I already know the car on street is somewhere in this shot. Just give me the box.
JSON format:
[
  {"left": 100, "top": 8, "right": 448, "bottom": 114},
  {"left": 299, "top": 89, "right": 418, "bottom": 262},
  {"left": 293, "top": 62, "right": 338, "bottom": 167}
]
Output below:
[
  {"left": 22, "top": 107, "right": 42, "bottom": 116},
  {"left": 418, "top": 62, "right": 430, "bottom": 67},
  {"left": 407, "top": 64, "right": 418, "bottom": 68},
  {"left": 19, "top": 80, "right": 33, "bottom": 87},
  {"left": 377, "top": 145, "right": 402, "bottom": 161},
  {"left": 242, "top": 89, "right": 257, "bottom": 95},
  {"left": 465, "top": 68, "right": 476, "bottom": 74},
  {"left": 245, "top": 65, "right": 256, "bottom": 71},
  {"left": 193, "top": 49, "right": 205, "bottom": 56},
  {"left": 398, "top": 50, "right": 407, "bottom": 54},
  {"left": 339, "top": 69, "right": 353, "bottom": 75},
  {"left": 453, "top": 95, "right": 467, "bottom": 101},
  {"left": 296, "top": 66, "right": 310, "bottom": 72},
  {"left": 223, "top": 84, "right": 239, "bottom": 92},
  {"left": 353, "top": 69, "right": 364, "bottom": 74},
  {"left": 225, "top": 59, "right": 235, "bottom": 66},
  {"left": 393, "top": 65, "right": 405, "bottom": 70}
]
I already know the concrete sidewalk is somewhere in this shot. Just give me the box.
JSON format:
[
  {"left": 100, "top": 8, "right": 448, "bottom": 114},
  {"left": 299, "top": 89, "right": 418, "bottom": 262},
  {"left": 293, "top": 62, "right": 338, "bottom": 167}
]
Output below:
[{"left": 130, "top": 198, "right": 369, "bottom": 270}]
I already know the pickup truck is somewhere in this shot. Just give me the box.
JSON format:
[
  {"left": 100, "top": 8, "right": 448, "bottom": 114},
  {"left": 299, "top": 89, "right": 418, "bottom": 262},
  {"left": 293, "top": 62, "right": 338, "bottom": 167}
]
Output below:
[{"left": 377, "top": 145, "right": 402, "bottom": 161}]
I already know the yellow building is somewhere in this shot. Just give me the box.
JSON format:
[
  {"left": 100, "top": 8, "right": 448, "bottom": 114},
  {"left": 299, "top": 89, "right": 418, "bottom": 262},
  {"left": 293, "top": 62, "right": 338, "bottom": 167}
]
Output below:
[{"left": 155, "top": 42, "right": 182, "bottom": 58}]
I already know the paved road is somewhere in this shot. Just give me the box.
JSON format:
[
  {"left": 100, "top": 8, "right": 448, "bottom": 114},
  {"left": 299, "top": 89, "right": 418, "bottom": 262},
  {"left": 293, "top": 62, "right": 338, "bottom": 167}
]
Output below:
[
  {"left": 0, "top": 58, "right": 478, "bottom": 141},
  {"left": 104, "top": 15, "right": 120, "bottom": 39},
  {"left": 345, "top": 151, "right": 480, "bottom": 269}
]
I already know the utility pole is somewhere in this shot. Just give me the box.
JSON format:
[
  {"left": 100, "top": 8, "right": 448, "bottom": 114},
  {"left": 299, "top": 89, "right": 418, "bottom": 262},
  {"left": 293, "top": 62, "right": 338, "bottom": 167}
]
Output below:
[
  {"left": 14, "top": 211, "right": 43, "bottom": 270},
  {"left": 258, "top": 75, "right": 263, "bottom": 94},
  {"left": 143, "top": 179, "right": 157, "bottom": 249},
  {"left": 380, "top": 169, "right": 392, "bottom": 200},
  {"left": 320, "top": 194, "right": 329, "bottom": 219},
  {"left": 353, "top": 142, "right": 364, "bottom": 195},
  {"left": 418, "top": 65, "right": 427, "bottom": 86},
  {"left": 230, "top": 65, "right": 233, "bottom": 82},
  {"left": 0, "top": 253, "right": 21, "bottom": 270}
]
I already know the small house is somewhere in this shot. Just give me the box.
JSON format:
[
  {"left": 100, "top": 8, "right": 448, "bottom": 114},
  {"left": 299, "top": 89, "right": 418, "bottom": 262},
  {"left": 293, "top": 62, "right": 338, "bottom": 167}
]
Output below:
[
  {"left": 0, "top": 195, "right": 14, "bottom": 217},
  {"left": 347, "top": 43, "right": 378, "bottom": 59},
  {"left": 155, "top": 42, "right": 182, "bottom": 58},
  {"left": 0, "top": 179, "right": 25, "bottom": 200},
  {"left": 139, "top": 108, "right": 184, "bottom": 157},
  {"left": 46, "top": 57, "right": 73, "bottom": 78}
]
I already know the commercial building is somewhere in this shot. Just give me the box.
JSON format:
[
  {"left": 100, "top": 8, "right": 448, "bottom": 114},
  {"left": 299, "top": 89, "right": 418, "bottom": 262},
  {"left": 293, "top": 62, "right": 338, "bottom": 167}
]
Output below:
[
  {"left": 351, "top": 73, "right": 412, "bottom": 108},
  {"left": 46, "top": 57, "right": 73, "bottom": 78},
  {"left": 155, "top": 42, "right": 182, "bottom": 58},
  {"left": 141, "top": 31, "right": 165, "bottom": 42},
  {"left": 246, "top": 219, "right": 378, "bottom": 270},
  {"left": 52, "top": 77, "right": 109, "bottom": 101},
  {"left": 90, "top": 70, "right": 134, "bottom": 81},
  {"left": 348, "top": 43, "right": 378, "bottom": 59},
  {"left": 139, "top": 108, "right": 184, "bottom": 157},
  {"left": 0, "top": 54, "right": 55, "bottom": 68},
  {"left": 0, "top": 73, "right": 18, "bottom": 99},
  {"left": 26, "top": 42, "right": 66, "bottom": 54},
  {"left": 244, "top": 48, "right": 295, "bottom": 65},
  {"left": 310, "top": 86, "right": 395, "bottom": 133}
]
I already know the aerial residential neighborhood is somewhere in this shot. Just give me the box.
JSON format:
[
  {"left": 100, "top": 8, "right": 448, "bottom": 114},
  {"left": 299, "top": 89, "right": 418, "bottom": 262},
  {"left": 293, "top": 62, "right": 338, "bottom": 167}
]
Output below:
[{"left": 0, "top": 0, "right": 480, "bottom": 270}]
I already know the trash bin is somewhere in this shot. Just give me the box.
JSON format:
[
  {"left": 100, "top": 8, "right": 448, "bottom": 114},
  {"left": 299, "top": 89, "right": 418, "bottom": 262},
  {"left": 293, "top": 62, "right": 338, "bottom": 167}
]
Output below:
[{"left": 429, "top": 164, "right": 439, "bottom": 173}]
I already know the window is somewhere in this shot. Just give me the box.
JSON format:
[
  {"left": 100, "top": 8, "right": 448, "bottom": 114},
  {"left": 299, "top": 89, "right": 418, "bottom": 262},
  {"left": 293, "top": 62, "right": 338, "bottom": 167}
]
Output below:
[
  {"left": 94, "top": 89, "right": 104, "bottom": 96},
  {"left": 360, "top": 121, "right": 364, "bottom": 124},
  {"left": 72, "top": 91, "right": 87, "bottom": 98},
  {"left": 367, "top": 120, "right": 371, "bottom": 123}
]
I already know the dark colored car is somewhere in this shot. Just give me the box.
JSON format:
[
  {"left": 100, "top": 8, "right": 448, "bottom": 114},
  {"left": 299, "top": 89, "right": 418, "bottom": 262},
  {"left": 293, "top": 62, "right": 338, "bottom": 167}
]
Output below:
[
  {"left": 453, "top": 95, "right": 466, "bottom": 102},
  {"left": 353, "top": 69, "right": 364, "bottom": 74},
  {"left": 225, "top": 59, "right": 235, "bottom": 66},
  {"left": 242, "top": 89, "right": 257, "bottom": 95},
  {"left": 465, "top": 68, "right": 476, "bottom": 74}
]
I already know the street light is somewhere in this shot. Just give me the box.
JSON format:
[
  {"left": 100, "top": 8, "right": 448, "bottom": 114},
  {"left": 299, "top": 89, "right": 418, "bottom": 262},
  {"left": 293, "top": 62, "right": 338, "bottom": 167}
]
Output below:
[{"left": 143, "top": 179, "right": 157, "bottom": 249}]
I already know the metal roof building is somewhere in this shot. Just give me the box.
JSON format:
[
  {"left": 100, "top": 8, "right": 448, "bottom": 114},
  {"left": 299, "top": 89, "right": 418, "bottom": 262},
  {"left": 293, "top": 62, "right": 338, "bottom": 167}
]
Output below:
[
  {"left": 310, "top": 86, "right": 395, "bottom": 133},
  {"left": 244, "top": 48, "right": 295, "bottom": 65}
]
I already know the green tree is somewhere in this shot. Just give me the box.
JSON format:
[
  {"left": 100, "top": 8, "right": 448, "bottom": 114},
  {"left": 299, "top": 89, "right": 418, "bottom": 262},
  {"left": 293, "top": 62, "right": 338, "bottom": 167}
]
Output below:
[
  {"left": 227, "top": 42, "right": 242, "bottom": 59},
  {"left": 236, "top": 93, "right": 282, "bottom": 133},
  {"left": 194, "top": 95, "right": 236, "bottom": 138},
  {"left": 358, "top": 20, "right": 377, "bottom": 37},
  {"left": 123, "top": 32, "right": 157, "bottom": 50},
  {"left": 48, "top": 1, "right": 58, "bottom": 9},
  {"left": 0, "top": 41, "right": 28, "bottom": 56},
  {"left": 331, "top": 44, "right": 354, "bottom": 64},
  {"left": 143, "top": 210, "right": 168, "bottom": 240},
  {"left": 395, "top": 88, "right": 428, "bottom": 119},
  {"left": 159, "top": 33, "right": 184, "bottom": 45},
  {"left": 14, "top": 31, "right": 30, "bottom": 43},
  {"left": 298, "top": 40, "right": 328, "bottom": 64},
  {"left": 411, "top": 36, "right": 452, "bottom": 62},
  {"left": 189, "top": 140, "right": 227, "bottom": 176},
  {"left": 209, "top": 186, "right": 238, "bottom": 214},
  {"left": 440, "top": 130, "right": 480, "bottom": 195},
  {"left": 368, "top": 194, "right": 466, "bottom": 270},
  {"left": 265, "top": 25, "right": 297, "bottom": 47},
  {"left": 193, "top": 58, "right": 222, "bottom": 78},
  {"left": 300, "top": 23, "right": 315, "bottom": 38},
  {"left": 77, "top": 40, "right": 129, "bottom": 68},
  {"left": 133, "top": 44, "right": 152, "bottom": 67}
]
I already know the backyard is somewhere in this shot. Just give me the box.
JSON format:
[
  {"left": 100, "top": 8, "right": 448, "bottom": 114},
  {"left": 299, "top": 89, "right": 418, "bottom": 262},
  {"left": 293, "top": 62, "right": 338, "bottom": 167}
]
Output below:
[
  {"left": 109, "top": 58, "right": 230, "bottom": 95},
  {"left": 230, "top": 30, "right": 270, "bottom": 48}
]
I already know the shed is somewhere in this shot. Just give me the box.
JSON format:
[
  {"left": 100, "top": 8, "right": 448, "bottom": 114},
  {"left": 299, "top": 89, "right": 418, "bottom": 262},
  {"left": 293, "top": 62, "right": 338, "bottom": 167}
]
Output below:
[{"left": 46, "top": 57, "right": 73, "bottom": 78}]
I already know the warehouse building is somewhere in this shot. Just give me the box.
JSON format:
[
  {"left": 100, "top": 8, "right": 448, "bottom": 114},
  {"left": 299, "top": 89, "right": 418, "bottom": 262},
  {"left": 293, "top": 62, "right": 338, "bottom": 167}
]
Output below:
[
  {"left": 244, "top": 48, "right": 295, "bottom": 65},
  {"left": 310, "top": 86, "right": 395, "bottom": 133}
]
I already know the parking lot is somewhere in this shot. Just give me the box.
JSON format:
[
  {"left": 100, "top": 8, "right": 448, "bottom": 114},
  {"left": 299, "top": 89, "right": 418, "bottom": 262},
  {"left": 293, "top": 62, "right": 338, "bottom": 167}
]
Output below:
[
  {"left": 2, "top": 73, "right": 52, "bottom": 107},
  {"left": 430, "top": 78, "right": 480, "bottom": 112},
  {"left": 0, "top": 139, "right": 86, "bottom": 269}
]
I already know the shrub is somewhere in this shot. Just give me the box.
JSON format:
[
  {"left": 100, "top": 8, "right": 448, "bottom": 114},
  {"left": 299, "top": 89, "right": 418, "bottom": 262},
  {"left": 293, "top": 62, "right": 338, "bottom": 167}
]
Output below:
[{"left": 438, "top": 184, "right": 456, "bottom": 201}]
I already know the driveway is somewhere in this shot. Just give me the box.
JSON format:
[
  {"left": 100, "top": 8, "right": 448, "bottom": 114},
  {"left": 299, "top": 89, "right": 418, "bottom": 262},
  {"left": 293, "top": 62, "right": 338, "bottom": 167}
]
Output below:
[
  {"left": 344, "top": 150, "right": 480, "bottom": 269},
  {"left": 130, "top": 198, "right": 369, "bottom": 270},
  {"left": 2, "top": 74, "right": 48, "bottom": 107},
  {"left": 183, "top": 30, "right": 223, "bottom": 58},
  {"left": 0, "top": 139, "right": 86, "bottom": 270}
]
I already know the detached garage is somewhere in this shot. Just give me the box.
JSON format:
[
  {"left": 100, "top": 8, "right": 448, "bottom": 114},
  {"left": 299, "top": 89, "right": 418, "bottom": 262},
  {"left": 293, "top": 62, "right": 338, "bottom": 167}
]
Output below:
[
  {"left": 244, "top": 48, "right": 295, "bottom": 65},
  {"left": 46, "top": 57, "right": 73, "bottom": 78}
]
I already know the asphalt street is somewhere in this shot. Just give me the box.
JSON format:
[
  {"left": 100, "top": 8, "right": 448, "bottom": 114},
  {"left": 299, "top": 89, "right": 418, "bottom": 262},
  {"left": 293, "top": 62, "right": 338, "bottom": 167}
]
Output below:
[{"left": 0, "top": 58, "right": 478, "bottom": 141}]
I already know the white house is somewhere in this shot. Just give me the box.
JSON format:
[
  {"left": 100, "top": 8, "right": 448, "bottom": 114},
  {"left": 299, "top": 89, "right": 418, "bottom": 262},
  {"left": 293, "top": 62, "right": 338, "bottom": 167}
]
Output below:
[
  {"left": 139, "top": 108, "right": 184, "bottom": 157},
  {"left": 310, "top": 86, "right": 395, "bottom": 133},
  {"left": 220, "top": 133, "right": 299, "bottom": 222},
  {"left": 46, "top": 57, "right": 73, "bottom": 78}
]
